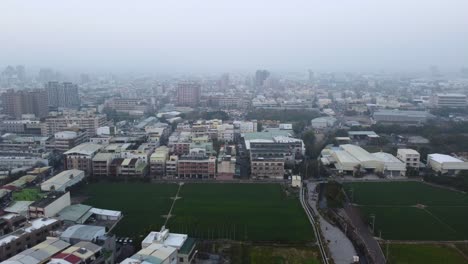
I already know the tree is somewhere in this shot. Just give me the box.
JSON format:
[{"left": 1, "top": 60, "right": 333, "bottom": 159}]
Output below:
[
  {"left": 293, "top": 121, "right": 307, "bottom": 136},
  {"left": 302, "top": 130, "right": 316, "bottom": 157}
]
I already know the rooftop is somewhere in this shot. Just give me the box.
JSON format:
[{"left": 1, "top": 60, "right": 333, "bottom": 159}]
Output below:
[
  {"left": 64, "top": 143, "right": 102, "bottom": 156},
  {"left": 428, "top": 154, "right": 465, "bottom": 163}
]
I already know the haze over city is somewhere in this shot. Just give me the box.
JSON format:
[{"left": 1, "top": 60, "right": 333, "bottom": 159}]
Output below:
[{"left": 1, "top": 0, "right": 468, "bottom": 73}]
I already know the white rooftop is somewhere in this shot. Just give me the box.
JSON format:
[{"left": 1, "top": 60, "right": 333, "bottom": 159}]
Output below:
[
  {"left": 428, "top": 154, "right": 464, "bottom": 163},
  {"left": 142, "top": 228, "right": 187, "bottom": 249},
  {"left": 90, "top": 208, "right": 122, "bottom": 217},
  {"left": 64, "top": 143, "right": 102, "bottom": 156}
]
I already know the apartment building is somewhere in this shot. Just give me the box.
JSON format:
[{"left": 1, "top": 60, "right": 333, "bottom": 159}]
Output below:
[
  {"left": 43, "top": 114, "right": 107, "bottom": 136},
  {"left": 64, "top": 143, "right": 103, "bottom": 176},
  {"left": 397, "top": 149, "right": 420, "bottom": 168},
  {"left": 177, "top": 154, "right": 216, "bottom": 179}
]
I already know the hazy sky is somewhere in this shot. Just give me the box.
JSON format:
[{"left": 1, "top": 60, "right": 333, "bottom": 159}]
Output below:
[{"left": 1, "top": 0, "right": 468, "bottom": 73}]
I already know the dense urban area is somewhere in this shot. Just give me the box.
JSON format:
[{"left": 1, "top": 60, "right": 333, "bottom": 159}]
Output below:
[{"left": 0, "top": 66, "right": 467, "bottom": 264}]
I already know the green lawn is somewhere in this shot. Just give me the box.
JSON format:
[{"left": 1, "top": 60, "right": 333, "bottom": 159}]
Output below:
[
  {"left": 345, "top": 181, "right": 468, "bottom": 206},
  {"left": 384, "top": 244, "right": 467, "bottom": 264},
  {"left": 13, "top": 188, "right": 44, "bottom": 201},
  {"left": 83, "top": 182, "right": 314, "bottom": 243},
  {"left": 170, "top": 183, "right": 314, "bottom": 243},
  {"left": 84, "top": 182, "right": 179, "bottom": 238},
  {"left": 344, "top": 182, "right": 468, "bottom": 240},
  {"left": 250, "top": 246, "right": 322, "bottom": 264}
]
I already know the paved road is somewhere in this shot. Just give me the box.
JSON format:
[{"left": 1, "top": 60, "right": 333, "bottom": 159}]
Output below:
[
  {"left": 306, "top": 182, "right": 358, "bottom": 264},
  {"left": 344, "top": 203, "right": 386, "bottom": 264}
]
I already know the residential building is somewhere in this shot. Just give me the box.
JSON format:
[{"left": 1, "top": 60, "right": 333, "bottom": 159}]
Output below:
[
  {"left": 91, "top": 153, "right": 115, "bottom": 178},
  {"left": 176, "top": 82, "right": 201, "bottom": 106},
  {"left": 1, "top": 237, "right": 69, "bottom": 263},
  {"left": 64, "top": 143, "right": 103, "bottom": 176},
  {"left": 46, "top": 130, "right": 89, "bottom": 153},
  {"left": 0, "top": 218, "right": 61, "bottom": 264},
  {"left": 49, "top": 241, "right": 103, "bottom": 264},
  {"left": 397, "top": 149, "right": 420, "bottom": 168},
  {"left": 177, "top": 154, "right": 216, "bottom": 179},
  {"left": 150, "top": 146, "right": 169, "bottom": 178},
  {"left": 1, "top": 89, "right": 48, "bottom": 118},
  {"left": 46, "top": 81, "right": 80, "bottom": 109},
  {"left": 0, "top": 120, "right": 42, "bottom": 135},
  {"left": 43, "top": 114, "right": 107, "bottom": 136},
  {"left": 165, "top": 155, "right": 178, "bottom": 178},
  {"left": 140, "top": 227, "right": 196, "bottom": 264}
]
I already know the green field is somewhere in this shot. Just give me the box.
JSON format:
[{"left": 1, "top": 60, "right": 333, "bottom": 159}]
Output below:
[
  {"left": 83, "top": 183, "right": 314, "bottom": 243},
  {"left": 384, "top": 244, "right": 467, "bottom": 264},
  {"left": 84, "top": 183, "right": 178, "bottom": 237},
  {"left": 344, "top": 182, "right": 468, "bottom": 240}
]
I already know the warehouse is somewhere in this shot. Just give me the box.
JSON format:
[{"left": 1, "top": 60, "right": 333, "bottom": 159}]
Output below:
[
  {"left": 321, "top": 144, "right": 406, "bottom": 177},
  {"left": 427, "top": 154, "right": 468, "bottom": 175},
  {"left": 41, "top": 169, "right": 85, "bottom": 192},
  {"left": 373, "top": 110, "right": 433, "bottom": 125}
]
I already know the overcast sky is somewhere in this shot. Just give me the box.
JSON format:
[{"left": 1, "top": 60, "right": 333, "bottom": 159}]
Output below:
[{"left": 1, "top": 0, "right": 468, "bottom": 74}]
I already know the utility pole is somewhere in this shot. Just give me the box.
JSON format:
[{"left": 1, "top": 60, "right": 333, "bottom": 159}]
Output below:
[{"left": 370, "top": 214, "right": 376, "bottom": 235}]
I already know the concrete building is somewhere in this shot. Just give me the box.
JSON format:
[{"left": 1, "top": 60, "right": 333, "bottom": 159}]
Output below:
[
  {"left": 176, "top": 82, "right": 201, "bottom": 106},
  {"left": 50, "top": 241, "right": 103, "bottom": 264},
  {"left": 46, "top": 81, "right": 80, "bottom": 109},
  {"left": 28, "top": 192, "right": 71, "bottom": 218},
  {"left": 432, "top": 93, "right": 467, "bottom": 108},
  {"left": 41, "top": 169, "right": 85, "bottom": 192},
  {"left": 121, "top": 243, "right": 178, "bottom": 264},
  {"left": 373, "top": 110, "right": 433, "bottom": 125},
  {"left": 43, "top": 114, "right": 107, "bottom": 136},
  {"left": 46, "top": 130, "right": 89, "bottom": 153},
  {"left": 64, "top": 143, "right": 103, "bottom": 176},
  {"left": 397, "top": 149, "right": 420, "bottom": 168},
  {"left": 291, "top": 175, "right": 302, "bottom": 188},
  {"left": 1, "top": 89, "right": 48, "bottom": 118},
  {"left": 91, "top": 153, "right": 115, "bottom": 178},
  {"left": 311, "top": 117, "right": 337, "bottom": 129},
  {"left": 165, "top": 155, "right": 178, "bottom": 178},
  {"left": 0, "top": 120, "right": 42, "bottom": 135},
  {"left": 141, "top": 227, "right": 196, "bottom": 264},
  {"left": 2, "top": 237, "right": 70, "bottom": 264},
  {"left": 150, "top": 146, "right": 169, "bottom": 178},
  {"left": 106, "top": 98, "right": 151, "bottom": 116},
  {"left": 427, "top": 154, "right": 468, "bottom": 175},
  {"left": 177, "top": 154, "right": 216, "bottom": 179},
  {"left": 60, "top": 225, "right": 106, "bottom": 244},
  {"left": 0, "top": 219, "right": 62, "bottom": 261}
]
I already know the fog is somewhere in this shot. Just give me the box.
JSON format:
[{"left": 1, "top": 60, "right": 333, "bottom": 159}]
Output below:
[{"left": 1, "top": 0, "right": 468, "bottom": 73}]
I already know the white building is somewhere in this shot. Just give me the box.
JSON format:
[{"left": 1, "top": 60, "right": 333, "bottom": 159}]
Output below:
[
  {"left": 321, "top": 144, "right": 406, "bottom": 176},
  {"left": 311, "top": 117, "right": 337, "bottom": 129},
  {"left": 291, "top": 175, "right": 302, "bottom": 188},
  {"left": 432, "top": 93, "right": 467, "bottom": 108},
  {"left": 397, "top": 149, "right": 420, "bottom": 168},
  {"left": 41, "top": 169, "right": 85, "bottom": 192},
  {"left": 427, "top": 154, "right": 468, "bottom": 175}
]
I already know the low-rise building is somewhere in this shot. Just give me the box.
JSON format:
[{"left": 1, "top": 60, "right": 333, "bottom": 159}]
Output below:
[
  {"left": 2, "top": 237, "right": 70, "bottom": 264},
  {"left": 50, "top": 241, "right": 103, "bottom": 264},
  {"left": 432, "top": 93, "right": 467, "bottom": 108},
  {"left": 28, "top": 192, "right": 71, "bottom": 218},
  {"left": 141, "top": 227, "right": 196, "bottom": 264},
  {"left": 150, "top": 146, "right": 169, "bottom": 178},
  {"left": 397, "top": 149, "right": 420, "bottom": 168},
  {"left": 41, "top": 169, "right": 85, "bottom": 192},
  {"left": 177, "top": 154, "right": 216, "bottom": 179},
  {"left": 427, "top": 154, "right": 468, "bottom": 175},
  {"left": 64, "top": 143, "right": 103, "bottom": 176},
  {"left": 311, "top": 117, "right": 337, "bottom": 129}
]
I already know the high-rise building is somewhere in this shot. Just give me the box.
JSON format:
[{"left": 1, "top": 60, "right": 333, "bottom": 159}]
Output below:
[
  {"left": 46, "top": 81, "right": 80, "bottom": 109},
  {"left": 176, "top": 82, "right": 201, "bottom": 106},
  {"left": 255, "top": 69, "right": 270, "bottom": 87},
  {"left": 1, "top": 89, "right": 48, "bottom": 118}
]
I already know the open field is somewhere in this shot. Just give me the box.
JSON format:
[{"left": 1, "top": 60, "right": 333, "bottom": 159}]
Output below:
[
  {"left": 344, "top": 182, "right": 468, "bottom": 240},
  {"left": 83, "top": 182, "right": 314, "bottom": 243},
  {"left": 384, "top": 244, "right": 467, "bottom": 264},
  {"left": 83, "top": 182, "right": 178, "bottom": 238},
  {"left": 170, "top": 183, "right": 314, "bottom": 243}
]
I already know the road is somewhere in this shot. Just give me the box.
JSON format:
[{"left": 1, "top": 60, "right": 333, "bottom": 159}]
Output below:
[
  {"left": 300, "top": 186, "right": 329, "bottom": 264},
  {"left": 306, "top": 182, "right": 358, "bottom": 264},
  {"left": 343, "top": 203, "right": 386, "bottom": 264}
]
